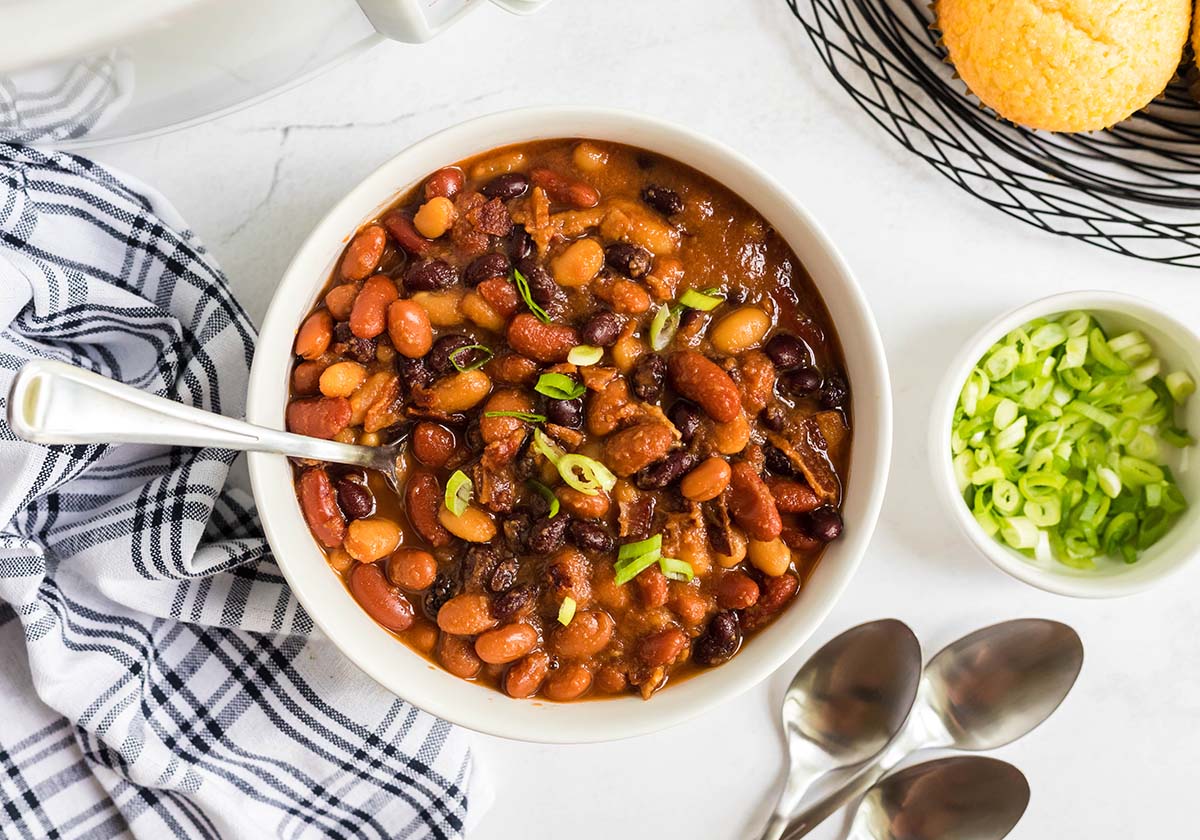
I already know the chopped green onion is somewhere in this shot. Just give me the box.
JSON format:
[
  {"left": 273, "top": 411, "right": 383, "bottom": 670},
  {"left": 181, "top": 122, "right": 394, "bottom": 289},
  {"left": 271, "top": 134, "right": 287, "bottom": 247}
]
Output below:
[
  {"left": 613, "top": 551, "right": 662, "bottom": 585},
  {"left": 513, "top": 269, "right": 551, "bottom": 323},
  {"left": 649, "top": 302, "right": 681, "bottom": 352},
  {"left": 557, "top": 596, "right": 577, "bottom": 626},
  {"left": 532, "top": 428, "right": 565, "bottom": 464},
  {"left": 618, "top": 534, "right": 662, "bottom": 561},
  {"left": 1166, "top": 371, "right": 1196, "bottom": 404},
  {"left": 484, "top": 410, "right": 546, "bottom": 422},
  {"left": 678, "top": 288, "right": 724, "bottom": 311},
  {"left": 658, "top": 557, "right": 694, "bottom": 582},
  {"left": 444, "top": 469, "right": 473, "bottom": 516},
  {"left": 568, "top": 345, "right": 604, "bottom": 366},
  {"left": 529, "top": 479, "right": 560, "bottom": 517},
  {"left": 535, "top": 373, "right": 585, "bottom": 400},
  {"left": 449, "top": 344, "right": 493, "bottom": 372},
  {"left": 556, "top": 453, "right": 617, "bottom": 496}
]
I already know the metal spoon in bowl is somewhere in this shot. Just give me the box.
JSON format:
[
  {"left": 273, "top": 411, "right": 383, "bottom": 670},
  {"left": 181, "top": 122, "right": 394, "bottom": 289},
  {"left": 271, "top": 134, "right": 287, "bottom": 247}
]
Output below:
[
  {"left": 757, "top": 619, "right": 922, "bottom": 840},
  {"left": 780, "top": 618, "right": 1082, "bottom": 840},
  {"left": 7, "top": 359, "right": 408, "bottom": 489},
  {"left": 847, "top": 756, "right": 1030, "bottom": 840}
]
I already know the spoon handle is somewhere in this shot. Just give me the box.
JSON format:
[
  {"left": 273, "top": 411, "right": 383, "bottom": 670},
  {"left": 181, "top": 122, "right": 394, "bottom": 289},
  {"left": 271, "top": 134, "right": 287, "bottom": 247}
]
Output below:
[
  {"left": 777, "top": 756, "right": 893, "bottom": 840},
  {"left": 7, "top": 358, "right": 381, "bottom": 469}
]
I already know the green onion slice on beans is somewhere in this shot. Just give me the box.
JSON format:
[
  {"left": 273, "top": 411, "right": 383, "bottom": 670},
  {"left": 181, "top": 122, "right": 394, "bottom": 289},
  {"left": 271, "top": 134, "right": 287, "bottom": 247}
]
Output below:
[
  {"left": 513, "top": 269, "right": 551, "bottom": 323},
  {"left": 532, "top": 429, "right": 565, "bottom": 464},
  {"left": 678, "top": 288, "right": 724, "bottom": 311},
  {"left": 534, "top": 373, "right": 585, "bottom": 400},
  {"left": 529, "top": 479, "right": 560, "bottom": 518},
  {"left": 557, "top": 596, "right": 577, "bottom": 626},
  {"left": 556, "top": 453, "right": 617, "bottom": 496},
  {"left": 449, "top": 344, "right": 493, "bottom": 372},
  {"left": 614, "top": 535, "right": 663, "bottom": 585},
  {"left": 952, "top": 310, "right": 1193, "bottom": 569},
  {"left": 444, "top": 469, "right": 473, "bottom": 516},
  {"left": 483, "top": 410, "right": 546, "bottom": 422},
  {"left": 568, "top": 345, "right": 604, "bottom": 366},
  {"left": 658, "top": 557, "right": 695, "bottom": 582},
  {"left": 649, "top": 303, "right": 681, "bottom": 352}
]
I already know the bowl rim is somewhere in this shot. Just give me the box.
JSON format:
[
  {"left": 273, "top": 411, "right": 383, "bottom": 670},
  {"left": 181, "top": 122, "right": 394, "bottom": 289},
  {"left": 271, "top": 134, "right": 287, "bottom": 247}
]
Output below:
[
  {"left": 929, "top": 289, "right": 1200, "bottom": 599},
  {"left": 246, "top": 106, "right": 893, "bottom": 742}
]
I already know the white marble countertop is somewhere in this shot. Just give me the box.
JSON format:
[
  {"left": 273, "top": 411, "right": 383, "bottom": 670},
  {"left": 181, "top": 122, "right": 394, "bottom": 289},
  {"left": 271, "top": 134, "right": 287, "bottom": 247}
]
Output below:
[{"left": 89, "top": 1, "right": 1200, "bottom": 837}]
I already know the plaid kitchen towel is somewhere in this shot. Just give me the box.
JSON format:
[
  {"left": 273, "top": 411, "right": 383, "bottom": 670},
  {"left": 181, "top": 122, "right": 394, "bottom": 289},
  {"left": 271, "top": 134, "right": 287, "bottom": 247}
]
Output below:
[{"left": 0, "top": 144, "right": 485, "bottom": 839}]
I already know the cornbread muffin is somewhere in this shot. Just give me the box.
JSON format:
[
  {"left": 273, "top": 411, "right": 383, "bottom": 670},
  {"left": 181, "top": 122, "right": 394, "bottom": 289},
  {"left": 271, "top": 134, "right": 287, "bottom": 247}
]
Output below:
[{"left": 936, "top": 0, "right": 1190, "bottom": 132}]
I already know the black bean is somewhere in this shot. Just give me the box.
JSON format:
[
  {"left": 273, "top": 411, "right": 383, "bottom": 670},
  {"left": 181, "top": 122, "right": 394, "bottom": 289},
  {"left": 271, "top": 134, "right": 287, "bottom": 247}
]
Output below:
[
  {"left": 488, "top": 555, "right": 519, "bottom": 593},
  {"left": 763, "top": 444, "right": 797, "bottom": 477},
  {"left": 348, "top": 336, "right": 376, "bottom": 364},
  {"left": 780, "top": 366, "right": 822, "bottom": 398},
  {"left": 335, "top": 479, "right": 375, "bottom": 519},
  {"left": 428, "top": 334, "right": 475, "bottom": 374},
  {"left": 492, "top": 583, "right": 536, "bottom": 622},
  {"left": 405, "top": 258, "right": 457, "bottom": 292},
  {"left": 761, "top": 404, "right": 787, "bottom": 432},
  {"left": 632, "top": 353, "right": 667, "bottom": 402},
  {"left": 527, "top": 515, "right": 570, "bottom": 554},
  {"left": 641, "top": 184, "right": 684, "bottom": 216},
  {"left": 461, "top": 545, "right": 499, "bottom": 593},
  {"left": 464, "top": 252, "right": 512, "bottom": 287},
  {"left": 377, "top": 420, "right": 412, "bottom": 444},
  {"left": 604, "top": 243, "right": 652, "bottom": 279},
  {"left": 423, "top": 573, "right": 457, "bottom": 620},
  {"left": 569, "top": 520, "right": 614, "bottom": 553},
  {"left": 526, "top": 490, "right": 552, "bottom": 518},
  {"left": 820, "top": 374, "right": 849, "bottom": 409},
  {"left": 517, "top": 257, "right": 560, "bottom": 306},
  {"left": 545, "top": 397, "right": 583, "bottom": 429},
  {"left": 693, "top": 611, "right": 742, "bottom": 666},
  {"left": 503, "top": 512, "right": 532, "bottom": 553},
  {"left": 679, "top": 309, "right": 707, "bottom": 334},
  {"left": 635, "top": 450, "right": 699, "bottom": 490},
  {"left": 802, "top": 506, "right": 844, "bottom": 542},
  {"left": 764, "top": 333, "right": 809, "bottom": 370},
  {"left": 580, "top": 311, "right": 622, "bottom": 347},
  {"left": 668, "top": 400, "right": 703, "bottom": 444},
  {"left": 725, "top": 287, "right": 747, "bottom": 306},
  {"left": 464, "top": 420, "right": 484, "bottom": 453},
  {"left": 481, "top": 172, "right": 530, "bottom": 201},
  {"left": 396, "top": 356, "right": 434, "bottom": 391},
  {"left": 333, "top": 321, "right": 352, "bottom": 343},
  {"left": 507, "top": 223, "right": 534, "bottom": 262}
]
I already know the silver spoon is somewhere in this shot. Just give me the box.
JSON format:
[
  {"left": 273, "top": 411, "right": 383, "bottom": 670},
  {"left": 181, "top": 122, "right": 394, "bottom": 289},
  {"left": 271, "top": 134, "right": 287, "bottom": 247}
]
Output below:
[
  {"left": 7, "top": 359, "right": 406, "bottom": 488},
  {"left": 780, "top": 618, "right": 1082, "bottom": 839},
  {"left": 758, "top": 619, "right": 922, "bottom": 840},
  {"left": 847, "top": 756, "right": 1030, "bottom": 840}
]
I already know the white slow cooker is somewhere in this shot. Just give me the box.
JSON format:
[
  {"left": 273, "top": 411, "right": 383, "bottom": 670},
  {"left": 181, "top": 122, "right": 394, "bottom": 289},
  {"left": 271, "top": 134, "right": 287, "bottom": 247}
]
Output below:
[{"left": 0, "top": 0, "right": 551, "bottom": 148}]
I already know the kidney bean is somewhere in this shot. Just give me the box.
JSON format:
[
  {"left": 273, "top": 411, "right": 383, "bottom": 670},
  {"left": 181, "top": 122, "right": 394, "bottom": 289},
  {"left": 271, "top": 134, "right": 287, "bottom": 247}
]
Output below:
[
  {"left": 348, "top": 563, "right": 414, "bottom": 632},
  {"left": 530, "top": 168, "right": 600, "bottom": 208},
  {"left": 324, "top": 283, "right": 359, "bottom": 321},
  {"left": 607, "top": 280, "right": 651, "bottom": 315},
  {"left": 580, "top": 310, "right": 622, "bottom": 347},
  {"left": 635, "top": 450, "right": 698, "bottom": 491},
  {"left": 569, "top": 520, "right": 614, "bottom": 553},
  {"left": 506, "top": 313, "right": 578, "bottom": 363},
  {"left": 668, "top": 350, "right": 742, "bottom": 423},
  {"left": 556, "top": 486, "right": 610, "bottom": 519},
  {"left": 507, "top": 223, "right": 534, "bottom": 262},
  {"left": 474, "top": 622, "right": 538, "bottom": 665},
  {"left": 425, "top": 166, "right": 464, "bottom": 200},
  {"left": 545, "top": 397, "right": 583, "bottom": 429},
  {"left": 680, "top": 457, "right": 732, "bottom": 502},
  {"left": 728, "top": 462, "right": 782, "bottom": 541},
  {"left": 437, "top": 632, "right": 483, "bottom": 679},
  {"left": 604, "top": 422, "right": 674, "bottom": 477},
  {"left": 464, "top": 252, "right": 512, "bottom": 287},
  {"left": 297, "top": 469, "right": 346, "bottom": 548},
  {"left": 411, "top": 422, "right": 456, "bottom": 468},
  {"left": 544, "top": 663, "right": 593, "bottom": 701},
  {"left": 335, "top": 478, "right": 375, "bottom": 520},
  {"left": 632, "top": 353, "right": 666, "bottom": 402},
  {"left": 476, "top": 277, "right": 520, "bottom": 318},
  {"left": 668, "top": 400, "right": 703, "bottom": 444},
  {"left": 551, "top": 610, "right": 614, "bottom": 658},
  {"left": 781, "top": 366, "right": 822, "bottom": 398},
  {"left": 381, "top": 211, "right": 431, "bottom": 256},
  {"left": 634, "top": 565, "right": 669, "bottom": 608},
  {"left": 782, "top": 525, "right": 822, "bottom": 553},
  {"left": 295, "top": 310, "right": 333, "bottom": 359},
  {"left": 481, "top": 172, "right": 530, "bottom": 201},
  {"left": 641, "top": 184, "right": 685, "bottom": 216},
  {"left": 387, "top": 547, "right": 438, "bottom": 591},
  {"left": 344, "top": 518, "right": 402, "bottom": 562},
  {"left": 756, "top": 574, "right": 800, "bottom": 617},
  {"left": 286, "top": 397, "right": 351, "bottom": 440},
  {"left": 820, "top": 374, "right": 849, "bottom": 409},
  {"left": 766, "top": 477, "right": 821, "bottom": 513},
  {"left": 406, "top": 471, "right": 452, "bottom": 548},
  {"left": 349, "top": 275, "right": 399, "bottom": 340},
  {"left": 716, "top": 572, "right": 760, "bottom": 610},
  {"left": 672, "top": 588, "right": 710, "bottom": 627},
  {"left": 438, "top": 505, "right": 497, "bottom": 543},
  {"left": 801, "top": 506, "right": 844, "bottom": 542},
  {"left": 505, "top": 650, "right": 550, "bottom": 698},
  {"left": 638, "top": 628, "right": 688, "bottom": 667},
  {"left": 386, "top": 299, "right": 433, "bottom": 359},
  {"left": 604, "top": 242, "right": 652, "bottom": 278},
  {"left": 436, "top": 593, "right": 498, "bottom": 635},
  {"left": 527, "top": 515, "right": 570, "bottom": 554},
  {"left": 492, "top": 583, "right": 536, "bottom": 622},
  {"left": 764, "top": 333, "right": 810, "bottom": 370},
  {"left": 405, "top": 258, "right": 457, "bottom": 292},
  {"left": 693, "top": 611, "right": 741, "bottom": 666},
  {"left": 341, "top": 224, "right": 387, "bottom": 281}
]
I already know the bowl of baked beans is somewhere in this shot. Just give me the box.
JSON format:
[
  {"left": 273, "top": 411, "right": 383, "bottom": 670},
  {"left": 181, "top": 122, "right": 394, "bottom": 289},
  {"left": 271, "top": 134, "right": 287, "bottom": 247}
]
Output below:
[{"left": 247, "top": 107, "right": 891, "bottom": 742}]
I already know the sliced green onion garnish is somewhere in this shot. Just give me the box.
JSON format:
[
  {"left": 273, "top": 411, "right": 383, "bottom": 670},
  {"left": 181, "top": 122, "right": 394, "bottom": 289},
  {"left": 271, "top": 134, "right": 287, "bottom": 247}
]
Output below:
[
  {"left": 568, "top": 344, "right": 604, "bottom": 366},
  {"left": 556, "top": 453, "right": 617, "bottom": 496},
  {"left": 513, "top": 269, "right": 551, "bottom": 324},
  {"left": 529, "top": 479, "right": 560, "bottom": 517},
  {"left": 658, "top": 557, "right": 694, "bottom": 582},
  {"left": 618, "top": 534, "right": 662, "bottom": 561},
  {"left": 1166, "top": 370, "right": 1196, "bottom": 404},
  {"left": 444, "top": 469, "right": 473, "bottom": 516},
  {"left": 678, "top": 288, "right": 724, "bottom": 311},
  {"left": 535, "top": 373, "right": 585, "bottom": 400},
  {"left": 532, "top": 429, "right": 565, "bottom": 465},
  {"left": 557, "top": 596, "right": 577, "bottom": 626},
  {"left": 449, "top": 344, "right": 493, "bottom": 372},
  {"left": 649, "top": 302, "right": 680, "bottom": 352},
  {"left": 484, "top": 410, "right": 546, "bottom": 422},
  {"left": 613, "top": 552, "right": 661, "bottom": 585}
]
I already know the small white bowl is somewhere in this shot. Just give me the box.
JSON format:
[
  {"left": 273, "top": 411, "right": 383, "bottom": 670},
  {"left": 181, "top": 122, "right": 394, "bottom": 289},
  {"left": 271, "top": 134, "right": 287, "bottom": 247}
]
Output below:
[
  {"left": 246, "top": 107, "right": 892, "bottom": 742},
  {"left": 930, "top": 291, "right": 1200, "bottom": 598}
]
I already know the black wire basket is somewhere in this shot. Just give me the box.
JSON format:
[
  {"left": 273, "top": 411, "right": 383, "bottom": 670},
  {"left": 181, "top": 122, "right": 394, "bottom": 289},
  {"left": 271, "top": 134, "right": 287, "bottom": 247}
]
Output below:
[{"left": 787, "top": 0, "right": 1200, "bottom": 268}]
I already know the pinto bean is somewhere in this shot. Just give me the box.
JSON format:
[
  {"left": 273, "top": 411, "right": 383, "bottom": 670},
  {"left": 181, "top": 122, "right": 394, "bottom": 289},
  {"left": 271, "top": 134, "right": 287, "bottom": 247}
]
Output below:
[
  {"left": 474, "top": 623, "right": 538, "bottom": 665},
  {"left": 485, "top": 352, "right": 539, "bottom": 386},
  {"left": 422, "top": 370, "right": 492, "bottom": 413},
  {"left": 480, "top": 390, "right": 535, "bottom": 444},
  {"left": 552, "top": 238, "right": 605, "bottom": 288},
  {"left": 295, "top": 310, "right": 333, "bottom": 359},
  {"left": 405, "top": 471, "right": 452, "bottom": 548},
  {"left": 348, "top": 563, "right": 414, "bottom": 632},
  {"left": 436, "top": 593, "right": 498, "bottom": 636},
  {"left": 713, "top": 411, "right": 751, "bottom": 455},
  {"left": 297, "top": 468, "right": 345, "bottom": 548},
  {"left": 286, "top": 397, "right": 351, "bottom": 440},
  {"left": 638, "top": 628, "right": 688, "bottom": 667},
  {"left": 387, "top": 547, "right": 438, "bottom": 591},
  {"left": 543, "top": 663, "right": 593, "bottom": 701},
  {"left": 476, "top": 277, "right": 521, "bottom": 317},
  {"left": 728, "top": 462, "right": 782, "bottom": 540},
  {"left": 603, "top": 423, "right": 674, "bottom": 477},
  {"left": 411, "top": 422, "right": 456, "bottom": 468},
  {"left": 551, "top": 610, "right": 614, "bottom": 658},
  {"left": 766, "top": 477, "right": 821, "bottom": 513},
  {"left": 555, "top": 486, "right": 610, "bottom": 518},
  {"left": 506, "top": 313, "right": 578, "bottom": 363},
  {"left": 505, "top": 651, "right": 550, "bottom": 698},
  {"left": 667, "top": 350, "right": 741, "bottom": 422},
  {"left": 349, "top": 275, "right": 399, "bottom": 339},
  {"left": 681, "top": 457, "right": 732, "bottom": 502},
  {"left": 438, "top": 632, "right": 483, "bottom": 679},
  {"left": 324, "top": 283, "right": 359, "bottom": 321},
  {"left": 386, "top": 299, "right": 433, "bottom": 358},
  {"left": 341, "top": 224, "right": 386, "bottom": 281},
  {"left": 635, "top": 565, "right": 669, "bottom": 608}
]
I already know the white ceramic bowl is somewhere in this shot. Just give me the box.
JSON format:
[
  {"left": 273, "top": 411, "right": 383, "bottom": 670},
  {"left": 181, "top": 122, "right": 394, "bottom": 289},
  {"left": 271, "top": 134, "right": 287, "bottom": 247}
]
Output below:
[
  {"left": 930, "top": 291, "right": 1200, "bottom": 599},
  {"left": 247, "top": 107, "right": 892, "bottom": 742}
]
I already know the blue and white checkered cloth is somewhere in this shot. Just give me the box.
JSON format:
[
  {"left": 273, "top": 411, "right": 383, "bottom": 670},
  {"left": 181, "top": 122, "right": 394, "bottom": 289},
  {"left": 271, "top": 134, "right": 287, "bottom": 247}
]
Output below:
[{"left": 0, "top": 144, "right": 485, "bottom": 839}]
